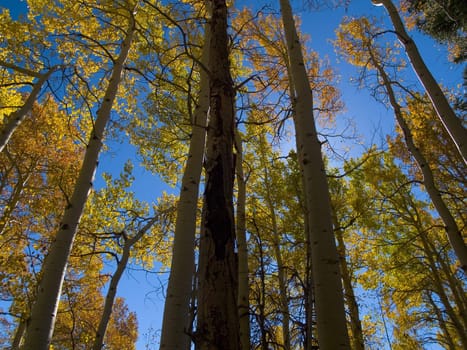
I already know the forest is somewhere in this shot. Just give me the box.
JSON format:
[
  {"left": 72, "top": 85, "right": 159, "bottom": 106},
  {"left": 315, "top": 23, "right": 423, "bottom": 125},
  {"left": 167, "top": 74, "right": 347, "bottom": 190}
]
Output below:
[{"left": 0, "top": 0, "right": 466, "bottom": 349}]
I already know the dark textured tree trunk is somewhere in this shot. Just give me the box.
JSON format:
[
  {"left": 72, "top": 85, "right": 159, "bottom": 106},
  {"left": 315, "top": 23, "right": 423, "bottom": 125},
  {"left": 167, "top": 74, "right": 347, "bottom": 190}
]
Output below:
[{"left": 195, "top": 0, "right": 239, "bottom": 349}]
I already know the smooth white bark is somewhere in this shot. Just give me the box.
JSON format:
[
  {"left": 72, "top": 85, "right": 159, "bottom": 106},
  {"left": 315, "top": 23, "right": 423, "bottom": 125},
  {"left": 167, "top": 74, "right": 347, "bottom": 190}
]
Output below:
[
  {"left": 235, "top": 131, "right": 251, "bottom": 350},
  {"left": 279, "top": 0, "right": 350, "bottom": 348},
  {"left": 332, "top": 210, "right": 365, "bottom": 350},
  {"left": 0, "top": 66, "right": 58, "bottom": 153},
  {"left": 159, "top": 17, "right": 210, "bottom": 350},
  {"left": 373, "top": 0, "right": 467, "bottom": 165},
  {"left": 259, "top": 136, "right": 291, "bottom": 349},
  {"left": 21, "top": 17, "right": 135, "bottom": 350}
]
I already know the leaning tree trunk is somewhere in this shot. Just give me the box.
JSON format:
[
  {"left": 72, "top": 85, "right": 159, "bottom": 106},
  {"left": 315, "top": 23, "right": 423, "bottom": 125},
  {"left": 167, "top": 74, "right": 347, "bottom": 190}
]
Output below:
[
  {"left": 371, "top": 50, "right": 467, "bottom": 272},
  {"left": 279, "top": 0, "right": 350, "bottom": 348},
  {"left": 11, "top": 314, "right": 27, "bottom": 349},
  {"left": 0, "top": 65, "right": 57, "bottom": 153},
  {"left": 195, "top": 0, "right": 239, "bottom": 348},
  {"left": 21, "top": 16, "right": 135, "bottom": 350},
  {"left": 93, "top": 217, "right": 157, "bottom": 350},
  {"left": 159, "top": 15, "right": 210, "bottom": 350},
  {"left": 372, "top": 0, "right": 467, "bottom": 165}
]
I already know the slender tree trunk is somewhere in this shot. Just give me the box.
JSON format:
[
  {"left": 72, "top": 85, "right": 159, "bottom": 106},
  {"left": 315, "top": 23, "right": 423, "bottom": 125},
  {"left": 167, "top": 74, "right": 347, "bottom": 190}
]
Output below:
[
  {"left": 93, "top": 218, "right": 156, "bottom": 350},
  {"left": 437, "top": 245, "right": 467, "bottom": 321},
  {"left": 371, "top": 50, "right": 467, "bottom": 271},
  {"left": 235, "top": 130, "right": 251, "bottom": 350},
  {"left": 415, "top": 222, "right": 467, "bottom": 347},
  {"left": 0, "top": 66, "right": 57, "bottom": 153},
  {"left": 372, "top": 0, "right": 467, "bottom": 165},
  {"left": 252, "top": 221, "right": 269, "bottom": 350},
  {"left": 0, "top": 163, "right": 29, "bottom": 235},
  {"left": 11, "top": 315, "right": 27, "bottom": 349},
  {"left": 304, "top": 216, "right": 317, "bottom": 350},
  {"left": 279, "top": 0, "right": 350, "bottom": 348},
  {"left": 332, "top": 212, "right": 365, "bottom": 350},
  {"left": 196, "top": 0, "right": 239, "bottom": 348},
  {"left": 428, "top": 293, "right": 458, "bottom": 350},
  {"left": 21, "top": 17, "right": 135, "bottom": 350},
  {"left": 159, "top": 14, "right": 210, "bottom": 350},
  {"left": 259, "top": 137, "right": 291, "bottom": 349}
]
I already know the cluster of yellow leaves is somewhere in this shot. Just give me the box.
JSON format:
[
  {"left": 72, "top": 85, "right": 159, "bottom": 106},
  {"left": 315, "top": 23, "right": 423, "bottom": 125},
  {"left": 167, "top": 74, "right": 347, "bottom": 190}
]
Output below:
[
  {"left": 335, "top": 17, "right": 377, "bottom": 68},
  {"left": 0, "top": 96, "right": 84, "bottom": 342},
  {"left": 342, "top": 149, "right": 466, "bottom": 347}
]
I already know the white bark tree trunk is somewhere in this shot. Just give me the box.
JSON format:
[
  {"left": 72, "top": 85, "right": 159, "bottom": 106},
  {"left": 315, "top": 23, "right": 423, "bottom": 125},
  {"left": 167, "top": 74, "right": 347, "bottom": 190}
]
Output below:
[
  {"left": 332, "top": 211, "right": 365, "bottom": 350},
  {"left": 11, "top": 315, "right": 26, "bottom": 349},
  {"left": 0, "top": 66, "right": 57, "bottom": 153},
  {"left": 159, "top": 14, "right": 210, "bottom": 350},
  {"left": 279, "top": 0, "right": 350, "bottom": 348},
  {"left": 259, "top": 136, "right": 291, "bottom": 349},
  {"left": 92, "top": 217, "right": 157, "bottom": 350},
  {"left": 235, "top": 130, "right": 250, "bottom": 350},
  {"left": 21, "top": 16, "right": 135, "bottom": 350},
  {"left": 372, "top": 0, "right": 467, "bottom": 165},
  {"left": 371, "top": 50, "right": 467, "bottom": 271}
]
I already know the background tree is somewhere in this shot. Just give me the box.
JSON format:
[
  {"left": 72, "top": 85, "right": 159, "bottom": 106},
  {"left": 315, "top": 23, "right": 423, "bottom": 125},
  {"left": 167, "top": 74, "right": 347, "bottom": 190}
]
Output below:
[
  {"left": 402, "top": 0, "right": 467, "bottom": 63},
  {"left": 372, "top": 0, "right": 467, "bottom": 165}
]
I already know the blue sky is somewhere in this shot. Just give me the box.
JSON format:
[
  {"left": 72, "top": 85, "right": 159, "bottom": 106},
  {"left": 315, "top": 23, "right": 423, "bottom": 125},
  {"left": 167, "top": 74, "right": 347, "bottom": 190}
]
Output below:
[{"left": 0, "top": 0, "right": 464, "bottom": 349}]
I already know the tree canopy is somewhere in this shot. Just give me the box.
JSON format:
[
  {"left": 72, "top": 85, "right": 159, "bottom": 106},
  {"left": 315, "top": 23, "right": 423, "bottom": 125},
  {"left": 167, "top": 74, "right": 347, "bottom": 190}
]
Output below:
[{"left": 0, "top": 0, "right": 465, "bottom": 349}]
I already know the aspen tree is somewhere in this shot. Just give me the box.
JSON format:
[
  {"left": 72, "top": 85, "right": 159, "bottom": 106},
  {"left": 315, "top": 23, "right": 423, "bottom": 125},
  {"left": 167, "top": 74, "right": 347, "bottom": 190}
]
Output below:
[
  {"left": 372, "top": 0, "right": 467, "bottom": 165},
  {"left": 0, "top": 65, "right": 59, "bottom": 153},
  {"left": 331, "top": 210, "right": 365, "bottom": 350},
  {"left": 374, "top": 56, "right": 467, "bottom": 272},
  {"left": 335, "top": 16, "right": 467, "bottom": 271},
  {"left": 235, "top": 130, "right": 251, "bottom": 350},
  {"left": 92, "top": 217, "right": 157, "bottom": 350},
  {"left": 21, "top": 8, "right": 136, "bottom": 350},
  {"left": 196, "top": 0, "right": 240, "bottom": 348},
  {"left": 257, "top": 132, "right": 291, "bottom": 349},
  {"left": 159, "top": 11, "right": 210, "bottom": 350},
  {"left": 278, "top": 0, "right": 350, "bottom": 348}
]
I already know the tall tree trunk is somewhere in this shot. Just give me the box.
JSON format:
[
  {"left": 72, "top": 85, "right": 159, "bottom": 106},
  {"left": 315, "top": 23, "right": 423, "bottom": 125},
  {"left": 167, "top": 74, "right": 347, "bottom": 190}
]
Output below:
[
  {"left": 332, "top": 211, "right": 365, "bottom": 350},
  {"left": 21, "top": 16, "right": 135, "bottom": 350},
  {"left": 0, "top": 65, "right": 57, "bottom": 153},
  {"left": 195, "top": 0, "right": 239, "bottom": 348},
  {"left": 93, "top": 218, "right": 156, "bottom": 350},
  {"left": 372, "top": 0, "right": 467, "bottom": 165},
  {"left": 159, "top": 14, "right": 210, "bottom": 350},
  {"left": 279, "top": 0, "right": 350, "bottom": 348},
  {"left": 235, "top": 130, "right": 251, "bottom": 350},
  {"left": 259, "top": 136, "right": 291, "bottom": 349},
  {"left": 304, "top": 216, "right": 317, "bottom": 350},
  {"left": 252, "top": 220, "right": 269, "bottom": 350},
  {"left": 371, "top": 49, "right": 467, "bottom": 272}
]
